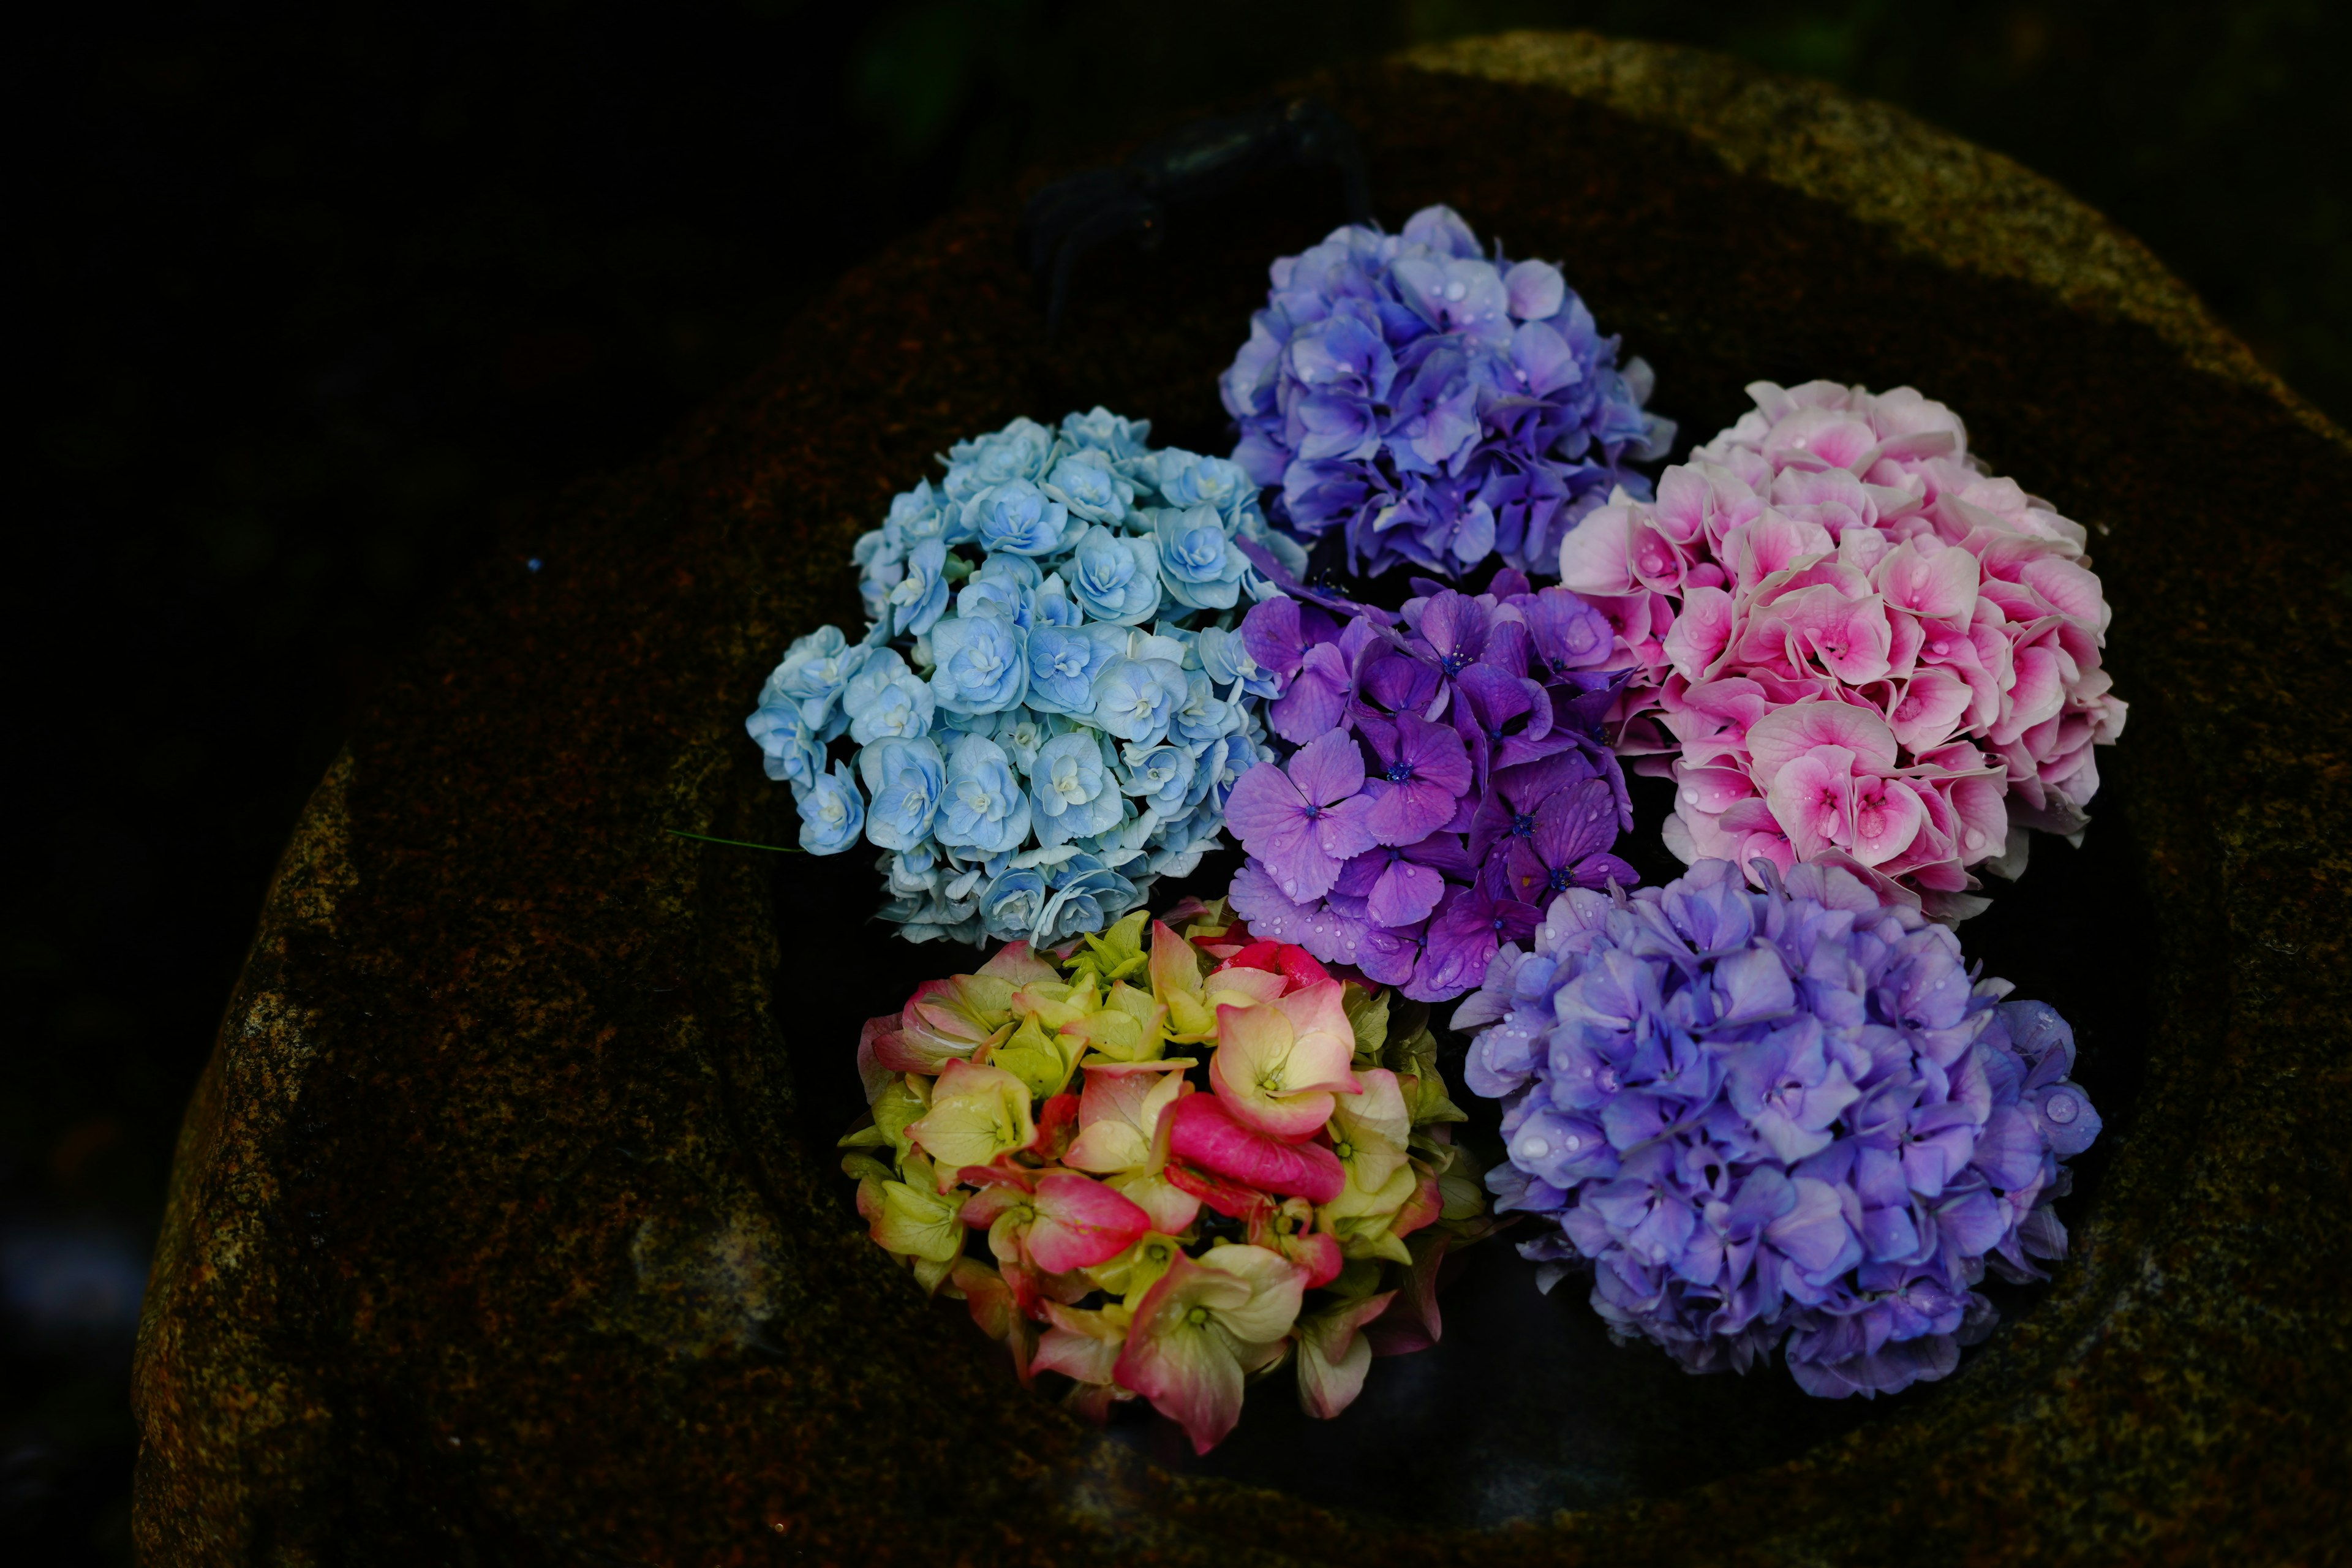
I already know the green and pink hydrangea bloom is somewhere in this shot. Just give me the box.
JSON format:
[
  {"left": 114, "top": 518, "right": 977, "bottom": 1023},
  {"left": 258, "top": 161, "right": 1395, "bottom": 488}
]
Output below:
[{"left": 837, "top": 902, "right": 1494, "bottom": 1452}]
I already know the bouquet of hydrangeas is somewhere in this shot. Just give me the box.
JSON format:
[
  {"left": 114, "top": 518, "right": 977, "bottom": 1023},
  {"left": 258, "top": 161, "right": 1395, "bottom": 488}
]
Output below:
[
  {"left": 839, "top": 903, "right": 1493, "bottom": 1453},
  {"left": 1221, "top": 570, "right": 1640, "bottom": 1002},
  {"left": 747, "top": 409, "right": 1309, "bottom": 946},
  {"left": 1558, "top": 381, "right": 2127, "bottom": 918},
  {"left": 1221, "top": 203, "right": 1675, "bottom": 579},
  {"left": 1458, "top": 858, "right": 2102, "bottom": 1398}
]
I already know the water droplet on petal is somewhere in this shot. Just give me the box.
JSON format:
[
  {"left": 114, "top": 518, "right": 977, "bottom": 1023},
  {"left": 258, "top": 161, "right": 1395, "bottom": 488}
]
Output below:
[{"left": 2045, "top": 1093, "right": 2079, "bottom": 1125}]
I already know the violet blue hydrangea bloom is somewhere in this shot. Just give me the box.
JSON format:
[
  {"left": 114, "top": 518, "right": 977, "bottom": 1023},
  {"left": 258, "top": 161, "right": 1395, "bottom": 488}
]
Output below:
[
  {"left": 748, "top": 409, "right": 1305, "bottom": 946},
  {"left": 1222, "top": 204, "right": 1676, "bottom": 579},
  {"left": 1455, "top": 856, "right": 2103, "bottom": 1398},
  {"left": 1225, "top": 570, "right": 1639, "bottom": 1000}
]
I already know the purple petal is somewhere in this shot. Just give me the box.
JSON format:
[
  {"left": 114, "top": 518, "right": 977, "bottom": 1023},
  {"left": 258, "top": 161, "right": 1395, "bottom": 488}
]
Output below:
[
  {"left": 1287, "top": 728, "right": 1367, "bottom": 807},
  {"left": 1269, "top": 643, "right": 1352, "bottom": 744},
  {"left": 1312, "top": 793, "right": 1381, "bottom": 864},
  {"left": 1532, "top": 777, "right": 1620, "bottom": 872},
  {"left": 1223, "top": 760, "right": 1306, "bottom": 849},
  {"left": 1228, "top": 864, "right": 1370, "bottom": 966},
  {"left": 1397, "top": 711, "right": 1474, "bottom": 794},
  {"left": 1367, "top": 858, "right": 1446, "bottom": 927},
  {"left": 1241, "top": 596, "right": 1310, "bottom": 680}
]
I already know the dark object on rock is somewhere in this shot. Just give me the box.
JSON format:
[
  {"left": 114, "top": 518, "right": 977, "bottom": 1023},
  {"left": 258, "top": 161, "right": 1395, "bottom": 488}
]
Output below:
[
  {"left": 132, "top": 31, "right": 2352, "bottom": 1566},
  {"left": 1020, "top": 96, "right": 1371, "bottom": 336}
]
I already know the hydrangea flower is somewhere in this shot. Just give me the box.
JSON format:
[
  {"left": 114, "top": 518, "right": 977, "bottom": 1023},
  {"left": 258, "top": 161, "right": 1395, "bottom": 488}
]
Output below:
[
  {"left": 1224, "top": 571, "right": 1640, "bottom": 1001},
  {"left": 1455, "top": 858, "right": 2103, "bottom": 1398},
  {"left": 1557, "top": 381, "right": 2128, "bottom": 917},
  {"left": 747, "top": 409, "right": 1312, "bottom": 946},
  {"left": 1221, "top": 204, "right": 1676, "bottom": 579},
  {"left": 839, "top": 903, "right": 1494, "bottom": 1452}
]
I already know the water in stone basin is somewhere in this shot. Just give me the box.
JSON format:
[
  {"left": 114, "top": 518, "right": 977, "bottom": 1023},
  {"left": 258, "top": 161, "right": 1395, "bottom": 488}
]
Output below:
[{"left": 778, "top": 759, "right": 2152, "bottom": 1526}]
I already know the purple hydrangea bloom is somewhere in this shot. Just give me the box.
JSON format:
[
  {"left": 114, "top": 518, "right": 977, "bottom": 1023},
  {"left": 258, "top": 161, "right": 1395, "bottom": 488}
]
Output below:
[
  {"left": 1226, "top": 570, "right": 1637, "bottom": 1000},
  {"left": 1222, "top": 205, "right": 1676, "bottom": 579},
  {"left": 1455, "top": 857, "right": 2103, "bottom": 1398}
]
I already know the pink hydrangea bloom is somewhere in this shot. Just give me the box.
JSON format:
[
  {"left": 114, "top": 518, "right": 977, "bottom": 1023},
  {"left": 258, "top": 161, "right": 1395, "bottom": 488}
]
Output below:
[{"left": 1557, "top": 380, "right": 2127, "bottom": 917}]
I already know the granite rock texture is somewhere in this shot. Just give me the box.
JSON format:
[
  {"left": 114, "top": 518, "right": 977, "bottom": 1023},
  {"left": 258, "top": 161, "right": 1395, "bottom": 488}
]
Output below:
[{"left": 134, "top": 32, "right": 2352, "bottom": 1566}]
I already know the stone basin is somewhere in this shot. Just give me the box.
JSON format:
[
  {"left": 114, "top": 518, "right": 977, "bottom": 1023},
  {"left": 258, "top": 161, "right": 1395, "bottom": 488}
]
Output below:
[{"left": 133, "top": 31, "right": 2352, "bottom": 1564}]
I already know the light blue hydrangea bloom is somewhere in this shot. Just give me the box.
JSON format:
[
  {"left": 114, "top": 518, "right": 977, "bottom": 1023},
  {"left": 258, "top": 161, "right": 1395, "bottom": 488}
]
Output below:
[
  {"left": 1042, "top": 450, "right": 1135, "bottom": 525},
  {"left": 928, "top": 612, "right": 1028, "bottom": 715},
  {"left": 745, "top": 699, "right": 825, "bottom": 788},
  {"left": 883, "top": 538, "right": 951, "bottom": 639},
  {"left": 1121, "top": 741, "right": 1196, "bottom": 815},
  {"left": 1029, "top": 730, "right": 1125, "bottom": 848},
  {"left": 1168, "top": 669, "right": 1235, "bottom": 748},
  {"left": 1091, "top": 656, "right": 1188, "bottom": 746},
  {"left": 1031, "top": 572, "right": 1084, "bottom": 628},
  {"left": 1194, "top": 625, "right": 1281, "bottom": 701},
  {"left": 793, "top": 760, "right": 866, "bottom": 854},
  {"left": 956, "top": 552, "right": 1042, "bottom": 627},
  {"left": 1154, "top": 449, "right": 1254, "bottom": 519},
  {"left": 1066, "top": 526, "right": 1163, "bottom": 625},
  {"left": 1037, "top": 855, "right": 1140, "bottom": 946},
  {"left": 752, "top": 406, "right": 1293, "bottom": 945},
  {"left": 1060, "top": 406, "right": 1153, "bottom": 466},
  {"left": 1153, "top": 505, "right": 1249, "bottom": 611},
  {"left": 770, "top": 625, "right": 870, "bottom": 729},
  {"left": 1024, "top": 623, "right": 1114, "bottom": 715},
  {"left": 843, "top": 649, "right": 935, "bottom": 746},
  {"left": 858, "top": 736, "right": 945, "bottom": 851},
  {"left": 944, "top": 418, "right": 1054, "bottom": 503},
  {"left": 886, "top": 477, "right": 949, "bottom": 541},
  {"left": 937, "top": 733, "right": 1031, "bottom": 854},
  {"left": 979, "top": 866, "right": 1050, "bottom": 939},
  {"left": 967, "top": 478, "right": 1076, "bottom": 557},
  {"left": 986, "top": 709, "right": 1060, "bottom": 775}
]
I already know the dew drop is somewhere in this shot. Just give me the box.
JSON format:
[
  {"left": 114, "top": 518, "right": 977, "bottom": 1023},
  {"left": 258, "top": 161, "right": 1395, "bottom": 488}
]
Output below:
[
  {"left": 2046, "top": 1093, "right": 2079, "bottom": 1125},
  {"left": 1523, "top": 1137, "right": 1551, "bottom": 1159},
  {"left": 1444, "top": 281, "right": 1467, "bottom": 301}
]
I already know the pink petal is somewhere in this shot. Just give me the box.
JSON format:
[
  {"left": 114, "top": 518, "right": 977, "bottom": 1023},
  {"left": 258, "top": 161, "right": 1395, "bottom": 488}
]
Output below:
[
  {"left": 1208, "top": 1001, "right": 1338, "bottom": 1139},
  {"left": 1746, "top": 699, "right": 1899, "bottom": 785},
  {"left": 1026, "top": 1172, "right": 1153, "bottom": 1273},
  {"left": 1888, "top": 666, "right": 1973, "bottom": 752},
  {"left": 1272, "top": 980, "right": 1364, "bottom": 1094},
  {"left": 1848, "top": 775, "right": 1927, "bottom": 867},
  {"left": 1034, "top": 1322, "right": 1121, "bottom": 1387},
  {"left": 1165, "top": 1093, "right": 1344, "bottom": 1203},
  {"left": 1114, "top": 1262, "right": 1248, "bottom": 1453},
  {"left": 1662, "top": 586, "right": 1736, "bottom": 682},
  {"left": 1297, "top": 1291, "right": 1395, "bottom": 1419},
  {"left": 1874, "top": 540, "right": 1979, "bottom": 622},
  {"left": 1556, "top": 504, "right": 1637, "bottom": 594},
  {"left": 1766, "top": 747, "right": 1856, "bottom": 861}
]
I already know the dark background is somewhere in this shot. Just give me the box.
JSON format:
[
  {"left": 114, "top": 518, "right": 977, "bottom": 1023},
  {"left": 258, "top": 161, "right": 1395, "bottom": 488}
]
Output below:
[{"left": 7, "top": 1, "right": 2346, "bottom": 1558}]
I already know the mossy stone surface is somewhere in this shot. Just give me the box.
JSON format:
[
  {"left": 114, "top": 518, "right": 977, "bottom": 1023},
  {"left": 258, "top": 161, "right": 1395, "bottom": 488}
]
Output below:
[{"left": 134, "top": 32, "right": 2352, "bottom": 1565}]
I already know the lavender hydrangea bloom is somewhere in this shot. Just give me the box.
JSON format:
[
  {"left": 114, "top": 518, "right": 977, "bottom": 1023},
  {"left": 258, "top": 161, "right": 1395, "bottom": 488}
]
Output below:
[
  {"left": 1456, "top": 858, "right": 2101, "bottom": 1398},
  {"left": 1223, "top": 204, "right": 1676, "bottom": 578},
  {"left": 752, "top": 408, "right": 1287, "bottom": 945},
  {"left": 1226, "top": 570, "right": 1637, "bottom": 1000}
]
